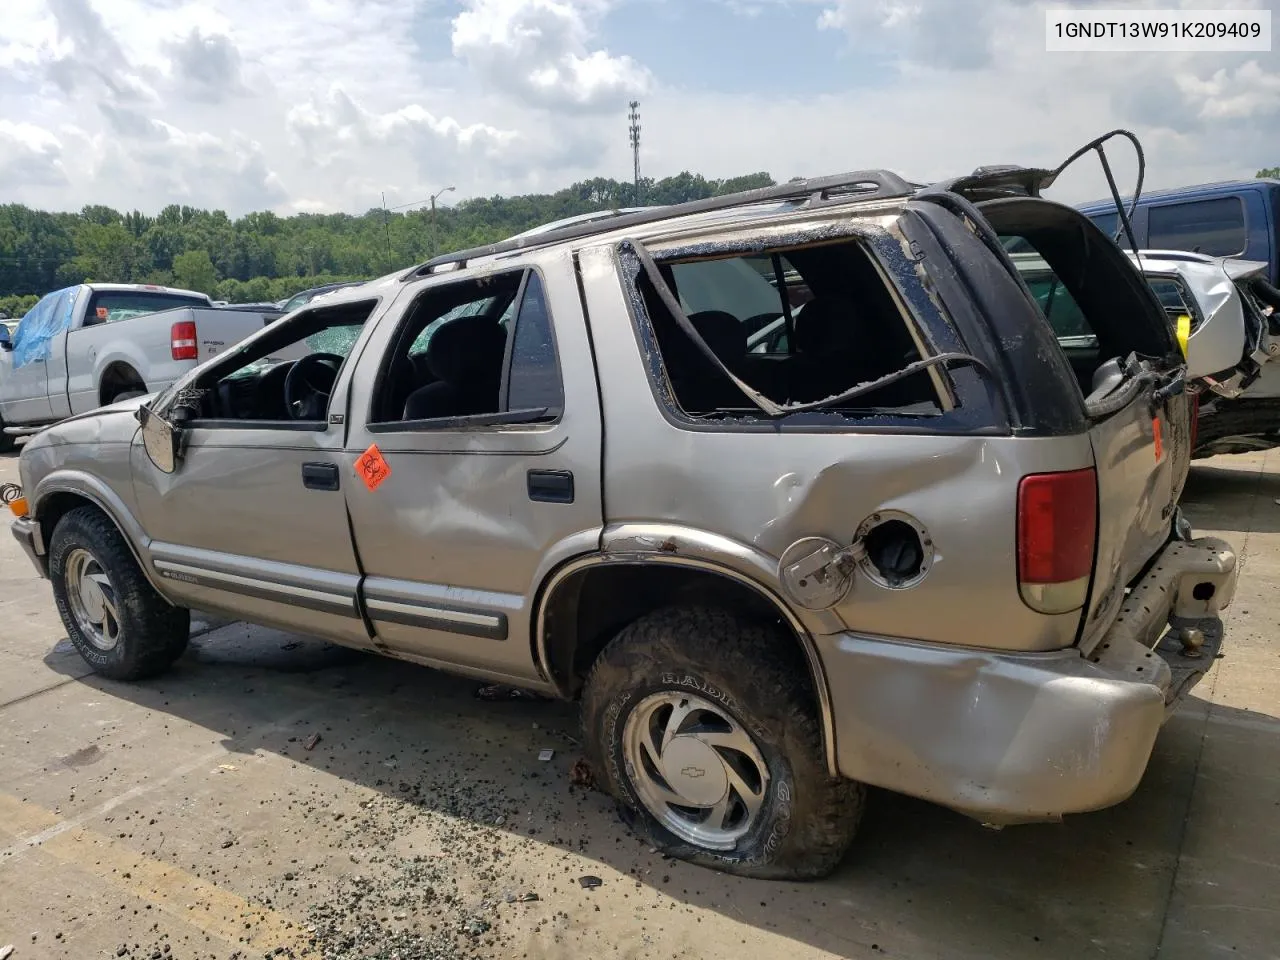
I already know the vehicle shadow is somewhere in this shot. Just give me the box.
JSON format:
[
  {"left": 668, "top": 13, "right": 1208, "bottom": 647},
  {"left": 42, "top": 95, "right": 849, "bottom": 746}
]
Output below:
[{"left": 42, "top": 626, "right": 1280, "bottom": 960}]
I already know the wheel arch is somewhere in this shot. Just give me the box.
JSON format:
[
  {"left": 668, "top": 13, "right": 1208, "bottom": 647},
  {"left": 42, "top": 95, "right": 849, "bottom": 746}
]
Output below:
[
  {"left": 534, "top": 554, "right": 839, "bottom": 777},
  {"left": 32, "top": 474, "right": 165, "bottom": 596},
  {"left": 98, "top": 360, "right": 147, "bottom": 407}
]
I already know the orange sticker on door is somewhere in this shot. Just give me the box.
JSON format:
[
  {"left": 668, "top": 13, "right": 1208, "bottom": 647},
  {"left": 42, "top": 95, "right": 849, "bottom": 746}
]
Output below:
[
  {"left": 1152, "top": 417, "right": 1163, "bottom": 461},
  {"left": 355, "top": 444, "right": 391, "bottom": 491}
]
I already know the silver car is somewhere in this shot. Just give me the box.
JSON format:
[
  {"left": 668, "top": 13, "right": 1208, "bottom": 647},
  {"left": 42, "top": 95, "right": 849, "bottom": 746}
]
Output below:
[{"left": 9, "top": 167, "right": 1239, "bottom": 879}]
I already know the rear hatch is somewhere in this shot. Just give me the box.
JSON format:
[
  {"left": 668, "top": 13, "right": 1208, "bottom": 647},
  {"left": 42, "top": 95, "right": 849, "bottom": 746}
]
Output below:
[{"left": 974, "top": 196, "right": 1192, "bottom": 650}]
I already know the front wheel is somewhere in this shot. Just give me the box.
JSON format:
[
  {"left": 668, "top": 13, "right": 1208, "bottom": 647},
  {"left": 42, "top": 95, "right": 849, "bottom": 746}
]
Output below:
[
  {"left": 49, "top": 506, "right": 190, "bottom": 680},
  {"left": 581, "top": 606, "right": 864, "bottom": 880}
]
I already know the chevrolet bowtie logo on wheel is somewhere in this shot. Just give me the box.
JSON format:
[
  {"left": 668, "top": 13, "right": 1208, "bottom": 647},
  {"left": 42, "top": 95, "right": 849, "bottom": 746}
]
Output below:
[{"left": 680, "top": 766, "right": 706, "bottom": 779}]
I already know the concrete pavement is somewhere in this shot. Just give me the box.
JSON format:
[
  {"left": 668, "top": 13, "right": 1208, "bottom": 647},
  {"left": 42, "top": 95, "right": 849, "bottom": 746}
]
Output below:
[{"left": 1, "top": 447, "right": 1277, "bottom": 960}]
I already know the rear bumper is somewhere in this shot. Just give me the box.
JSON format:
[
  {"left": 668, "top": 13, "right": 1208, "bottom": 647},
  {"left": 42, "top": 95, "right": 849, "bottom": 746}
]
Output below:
[
  {"left": 10, "top": 516, "right": 47, "bottom": 577},
  {"left": 818, "top": 534, "right": 1237, "bottom": 825}
]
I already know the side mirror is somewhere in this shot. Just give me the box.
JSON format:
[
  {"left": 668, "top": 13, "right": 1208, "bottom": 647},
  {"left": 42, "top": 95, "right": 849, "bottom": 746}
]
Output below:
[
  {"left": 137, "top": 404, "right": 180, "bottom": 473},
  {"left": 0, "top": 326, "right": 12, "bottom": 351}
]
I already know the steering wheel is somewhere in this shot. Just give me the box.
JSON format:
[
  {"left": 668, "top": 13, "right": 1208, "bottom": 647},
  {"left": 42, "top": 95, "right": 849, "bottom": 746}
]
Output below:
[{"left": 284, "top": 353, "right": 344, "bottom": 420}]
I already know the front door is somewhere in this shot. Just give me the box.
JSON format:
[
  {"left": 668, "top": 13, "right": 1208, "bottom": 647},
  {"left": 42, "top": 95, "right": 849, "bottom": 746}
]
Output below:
[
  {"left": 342, "top": 257, "right": 603, "bottom": 685},
  {"left": 131, "top": 299, "right": 381, "bottom": 647},
  {"left": 0, "top": 288, "right": 76, "bottom": 425}
]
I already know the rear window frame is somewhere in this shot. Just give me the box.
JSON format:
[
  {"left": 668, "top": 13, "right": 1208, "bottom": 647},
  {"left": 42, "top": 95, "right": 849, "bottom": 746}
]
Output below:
[
  {"left": 1147, "top": 196, "right": 1248, "bottom": 259},
  {"left": 82, "top": 289, "right": 211, "bottom": 327},
  {"left": 612, "top": 220, "right": 1005, "bottom": 437}
]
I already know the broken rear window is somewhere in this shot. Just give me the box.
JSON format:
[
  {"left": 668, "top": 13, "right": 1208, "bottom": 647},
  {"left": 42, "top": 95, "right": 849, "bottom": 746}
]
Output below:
[{"left": 630, "top": 238, "right": 945, "bottom": 420}]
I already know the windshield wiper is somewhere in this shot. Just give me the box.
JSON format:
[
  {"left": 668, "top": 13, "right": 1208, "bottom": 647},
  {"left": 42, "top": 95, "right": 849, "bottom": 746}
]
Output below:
[{"left": 628, "top": 240, "right": 992, "bottom": 418}]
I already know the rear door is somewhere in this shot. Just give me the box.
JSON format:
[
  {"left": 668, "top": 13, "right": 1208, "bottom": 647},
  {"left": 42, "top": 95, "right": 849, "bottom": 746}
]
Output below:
[{"left": 980, "top": 198, "right": 1191, "bottom": 648}]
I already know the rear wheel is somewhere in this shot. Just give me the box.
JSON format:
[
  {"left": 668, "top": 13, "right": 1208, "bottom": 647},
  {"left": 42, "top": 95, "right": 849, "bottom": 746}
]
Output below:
[
  {"left": 49, "top": 506, "right": 189, "bottom": 680},
  {"left": 0, "top": 412, "right": 14, "bottom": 453},
  {"left": 110, "top": 389, "right": 147, "bottom": 404},
  {"left": 581, "top": 605, "right": 864, "bottom": 879}
]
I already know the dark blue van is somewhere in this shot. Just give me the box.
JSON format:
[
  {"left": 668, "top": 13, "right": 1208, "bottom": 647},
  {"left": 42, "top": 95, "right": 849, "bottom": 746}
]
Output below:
[{"left": 1078, "top": 178, "right": 1280, "bottom": 285}]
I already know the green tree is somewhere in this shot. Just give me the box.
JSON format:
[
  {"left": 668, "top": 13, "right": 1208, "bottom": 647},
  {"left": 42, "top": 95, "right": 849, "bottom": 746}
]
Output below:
[
  {"left": 1258, "top": 167, "right": 1280, "bottom": 179},
  {"left": 172, "top": 249, "right": 218, "bottom": 296},
  {"left": 0, "top": 167, "right": 793, "bottom": 302}
]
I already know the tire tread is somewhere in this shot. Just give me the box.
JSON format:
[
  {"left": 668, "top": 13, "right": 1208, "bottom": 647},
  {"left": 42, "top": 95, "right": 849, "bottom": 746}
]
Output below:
[
  {"left": 50, "top": 506, "right": 188, "bottom": 681},
  {"left": 581, "top": 605, "right": 863, "bottom": 880}
]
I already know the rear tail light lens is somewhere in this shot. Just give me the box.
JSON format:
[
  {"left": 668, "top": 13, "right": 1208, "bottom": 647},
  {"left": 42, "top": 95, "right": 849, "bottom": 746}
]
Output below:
[
  {"left": 171, "top": 321, "right": 198, "bottom": 361},
  {"left": 1017, "top": 468, "right": 1097, "bottom": 614}
]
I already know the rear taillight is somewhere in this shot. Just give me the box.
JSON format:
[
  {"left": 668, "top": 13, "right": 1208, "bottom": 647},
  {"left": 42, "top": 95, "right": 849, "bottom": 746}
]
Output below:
[
  {"left": 171, "top": 321, "right": 198, "bottom": 361},
  {"left": 1017, "top": 468, "right": 1097, "bottom": 615}
]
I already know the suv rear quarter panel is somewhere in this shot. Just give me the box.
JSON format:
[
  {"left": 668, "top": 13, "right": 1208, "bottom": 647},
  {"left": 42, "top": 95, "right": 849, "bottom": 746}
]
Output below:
[{"left": 576, "top": 245, "right": 1095, "bottom": 653}]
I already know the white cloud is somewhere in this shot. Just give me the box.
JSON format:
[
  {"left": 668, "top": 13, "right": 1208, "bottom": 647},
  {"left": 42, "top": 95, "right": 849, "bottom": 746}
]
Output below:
[
  {"left": 818, "top": 0, "right": 998, "bottom": 69},
  {"left": 0, "top": 0, "right": 1274, "bottom": 218},
  {"left": 0, "top": 120, "right": 67, "bottom": 187},
  {"left": 1176, "top": 60, "right": 1280, "bottom": 121},
  {"left": 166, "top": 28, "right": 250, "bottom": 103},
  {"left": 451, "top": 0, "right": 651, "bottom": 111},
  {"left": 286, "top": 85, "right": 518, "bottom": 169},
  {"left": 90, "top": 122, "right": 287, "bottom": 212}
]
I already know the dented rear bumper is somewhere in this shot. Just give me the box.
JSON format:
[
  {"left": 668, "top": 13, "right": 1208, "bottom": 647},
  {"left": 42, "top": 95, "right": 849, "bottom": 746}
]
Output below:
[{"left": 817, "top": 535, "right": 1237, "bottom": 825}]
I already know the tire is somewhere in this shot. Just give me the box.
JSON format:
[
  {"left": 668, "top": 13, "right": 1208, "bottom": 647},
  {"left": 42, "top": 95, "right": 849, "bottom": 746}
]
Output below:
[
  {"left": 0, "top": 411, "right": 13, "bottom": 453},
  {"left": 49, "top": 506, "right": 190, "bottom": 680},
  {"left": 109, "top": 389, "right": 146, "bottom": 405},
  {"left": 581, "top": 605, "right": 864, "bottom": 880}
]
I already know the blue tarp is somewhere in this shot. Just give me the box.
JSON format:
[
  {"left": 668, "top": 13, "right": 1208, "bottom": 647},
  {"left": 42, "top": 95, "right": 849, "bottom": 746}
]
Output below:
[{"left": 13, "top": 285, "right": 81, "bottom": 368}]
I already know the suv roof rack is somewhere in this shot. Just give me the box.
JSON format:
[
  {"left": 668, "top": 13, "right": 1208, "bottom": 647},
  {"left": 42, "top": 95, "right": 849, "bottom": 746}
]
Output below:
[{"left": 401, "top": 169, "right": 918, "bottom": 281}]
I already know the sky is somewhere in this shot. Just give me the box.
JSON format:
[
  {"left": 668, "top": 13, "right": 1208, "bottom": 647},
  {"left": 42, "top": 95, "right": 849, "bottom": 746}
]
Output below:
[{"left": 0, "top": 0, "right": 1276, "bottom": 217}]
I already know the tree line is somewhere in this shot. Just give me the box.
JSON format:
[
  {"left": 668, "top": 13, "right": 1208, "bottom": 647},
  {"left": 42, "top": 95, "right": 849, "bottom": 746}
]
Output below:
[{"left": 0, "top": 172, "right": 775, "bottom": 318}]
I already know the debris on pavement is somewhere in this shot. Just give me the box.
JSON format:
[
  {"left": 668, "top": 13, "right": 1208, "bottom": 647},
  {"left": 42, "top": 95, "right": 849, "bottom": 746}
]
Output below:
[
  {"left": 570, "top": 757, "right": 595, "bottom": 789},
  {"left": 304, "top": 733, "right": 321, "bottom": 751},
  {"left": 578, "top": 875, "right": 603, "bottom": 889},
  {"left": 0, "top": 944, "right": 14, "bottom": 960},
  {"left": 538, "top": 748, "right": 555, "bottom": 762},
  {"left": 475, "top": 683, "right": 548, "bottom": 701}
]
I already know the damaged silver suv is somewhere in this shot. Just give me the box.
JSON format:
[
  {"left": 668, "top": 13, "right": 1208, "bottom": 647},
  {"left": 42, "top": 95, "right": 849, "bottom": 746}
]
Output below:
[{"left": 10, "top": 158, "right": 1238, "bottom": 879}]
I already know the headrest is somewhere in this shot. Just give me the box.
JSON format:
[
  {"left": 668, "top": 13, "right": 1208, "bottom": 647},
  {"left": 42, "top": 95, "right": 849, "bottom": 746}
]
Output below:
[
  {"left": 688, "top": 310, "right": 746, "bottom": 361},
  {"left": 792, "top": 298, "right": 859, "bottom": 354},
  {"left": 425, "top": 316, "right": 508, "bottom": 385}
]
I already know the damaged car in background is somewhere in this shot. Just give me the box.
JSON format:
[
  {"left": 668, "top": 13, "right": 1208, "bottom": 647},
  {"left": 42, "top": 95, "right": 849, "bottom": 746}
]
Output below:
[
  {"left": 1013, "top": 244, "right": 1280, "bottom": 457},
  {"left": 1139, "top": 251, "right": 1280, "bottom": 457},
  {"left": 9, "top": 133, "right": 1241, "bottom": 880}
]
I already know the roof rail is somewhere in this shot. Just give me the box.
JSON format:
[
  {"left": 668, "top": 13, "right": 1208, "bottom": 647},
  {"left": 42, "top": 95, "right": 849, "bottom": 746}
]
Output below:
[{"left": 400, "top": 169, "right": 917, "bottom": 281}]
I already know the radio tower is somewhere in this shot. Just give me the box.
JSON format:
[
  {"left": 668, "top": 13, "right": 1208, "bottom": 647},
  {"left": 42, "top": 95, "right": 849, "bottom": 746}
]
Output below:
[{"left": 628, "top": 100, "right": 641, "bottom": 204}]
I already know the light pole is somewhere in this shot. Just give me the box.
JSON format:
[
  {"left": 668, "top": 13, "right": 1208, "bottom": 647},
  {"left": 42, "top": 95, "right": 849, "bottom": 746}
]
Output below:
[
  {"left": 382, "top": 187, "right": 456, "bottom": 266},
  {"left": 429, "top": 185, "right": 455, "bottom": 258}
]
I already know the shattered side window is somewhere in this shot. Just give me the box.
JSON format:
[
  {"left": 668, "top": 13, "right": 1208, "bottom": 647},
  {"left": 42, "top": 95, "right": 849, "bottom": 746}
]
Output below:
[
  {"left": 637, "top": 238, "right": 942, "bottom": 418},
  {"left": 668, "top": 255, "right": 812, "bottom": 357}
]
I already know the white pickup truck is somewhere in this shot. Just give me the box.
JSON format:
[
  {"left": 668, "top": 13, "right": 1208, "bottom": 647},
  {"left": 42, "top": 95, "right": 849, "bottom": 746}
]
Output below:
[{"left": 0, "top": 283, "right": 267, "bottom": 450}]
